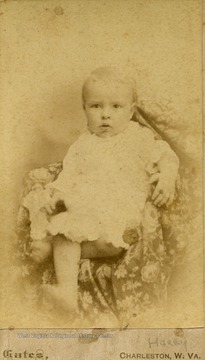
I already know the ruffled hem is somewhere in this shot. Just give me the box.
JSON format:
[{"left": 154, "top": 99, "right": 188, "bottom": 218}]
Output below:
[{"left": 47, "top": 211, "right": 129, "bottom": 249}]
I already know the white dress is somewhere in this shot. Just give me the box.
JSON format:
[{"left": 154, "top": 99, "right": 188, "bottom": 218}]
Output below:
[{"left": 45, "top": 121, "right": 176, "bottom": 249}]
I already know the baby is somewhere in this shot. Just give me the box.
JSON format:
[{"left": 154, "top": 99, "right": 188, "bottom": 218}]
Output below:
[{"left": 24, "top": 67, "right": 179, "bottom": 312}]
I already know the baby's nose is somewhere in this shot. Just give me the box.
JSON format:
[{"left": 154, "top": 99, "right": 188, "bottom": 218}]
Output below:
[{"left": 101, "top": 106, "right": 111, "bottom": 119}]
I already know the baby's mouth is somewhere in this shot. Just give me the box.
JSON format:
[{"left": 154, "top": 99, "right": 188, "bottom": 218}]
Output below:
[{"left": 100, "top": 124, "right": 111, "bottom": 128}]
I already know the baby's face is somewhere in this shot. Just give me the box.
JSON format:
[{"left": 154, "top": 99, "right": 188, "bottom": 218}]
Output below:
[{"left": 83, "top": 80, "right": 135, "bottom": 138}]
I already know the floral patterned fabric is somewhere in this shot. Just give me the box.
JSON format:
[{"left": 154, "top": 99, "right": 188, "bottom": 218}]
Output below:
[{"left": 16, "top": 109, "right": 195, "bottom": 327}]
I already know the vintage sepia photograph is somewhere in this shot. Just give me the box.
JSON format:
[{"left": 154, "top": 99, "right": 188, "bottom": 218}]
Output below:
[{"left": 0, "top": 0, "right": 203, "bottom": 330}]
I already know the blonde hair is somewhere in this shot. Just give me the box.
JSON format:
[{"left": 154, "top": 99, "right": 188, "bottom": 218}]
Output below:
[{"left": 82, "top": 66, "right": 137, "bottom": 104}]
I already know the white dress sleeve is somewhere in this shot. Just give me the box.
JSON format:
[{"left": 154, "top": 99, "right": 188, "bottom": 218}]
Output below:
[{"left": 47, "top": 140, "right": 80, "bottom": 194}]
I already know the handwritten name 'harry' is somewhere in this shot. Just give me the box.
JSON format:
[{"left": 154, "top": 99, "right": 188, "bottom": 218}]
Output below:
[{"left": 148, "top": 337, "right": 187, "bottom": 352}]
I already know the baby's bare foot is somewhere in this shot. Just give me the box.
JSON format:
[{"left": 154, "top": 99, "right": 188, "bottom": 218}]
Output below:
[{"left": 42, "top": 284, "right": 78, "bottom": 313}]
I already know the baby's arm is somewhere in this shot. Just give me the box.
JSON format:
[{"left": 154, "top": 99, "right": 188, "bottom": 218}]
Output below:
[
  {"left": 23, "top": 187, "right": 67, "bottom": 262},
  {"left": 44, "top": 140, "right": 80, "bottom": 214},
  {"left": 139, "top": 125, "right": 179, "bottom": 208},
  {"left": 150, "top": 146, "right": 179, "bottom": 207}
]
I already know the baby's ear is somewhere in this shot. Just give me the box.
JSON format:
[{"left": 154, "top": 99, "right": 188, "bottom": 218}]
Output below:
[{"left": 131, "top": 102, "right": 136, "bottom": 117}]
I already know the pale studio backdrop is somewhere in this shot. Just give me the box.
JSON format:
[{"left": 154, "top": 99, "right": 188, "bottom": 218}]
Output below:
[{"left": 0, "top": 0, "right": 203, "bottom": 326}]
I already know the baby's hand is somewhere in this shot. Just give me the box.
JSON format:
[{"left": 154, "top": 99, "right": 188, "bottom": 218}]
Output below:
[
  {"left": 149, "top": 172, "right": 176, "bottom": 207},
  {"left": 123, "top": 228, "right": 139, "bottom": 245},
  {"left": 44, "top": 191, "right": 66, "bottom": 215},
  {"left": 30, "top": 237, "right": 52, "bottom": 263}
]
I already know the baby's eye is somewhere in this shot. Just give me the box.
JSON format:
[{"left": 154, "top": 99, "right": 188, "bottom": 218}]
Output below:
[
  {"left": 113, "top": 104, "right": 122, "bottom": 109},
  {"left": 91, "top": 104, "right": 101, "bottom": 109}
]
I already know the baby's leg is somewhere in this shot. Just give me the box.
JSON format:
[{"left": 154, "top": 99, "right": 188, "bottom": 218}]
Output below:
[
  {"left": 43, "top": 236, "right": 81, "bottom": 312},
  {"left": 54, "top": 235, "right": 80, "bottom": 287}
]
